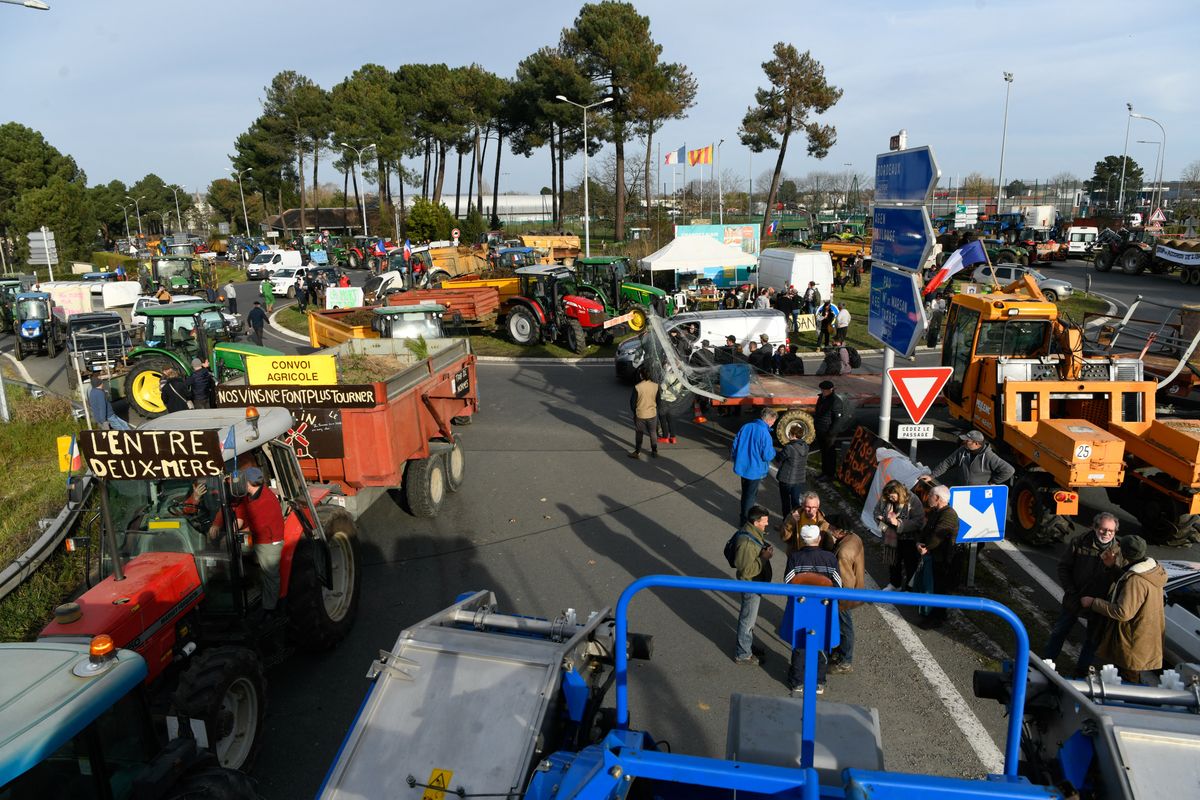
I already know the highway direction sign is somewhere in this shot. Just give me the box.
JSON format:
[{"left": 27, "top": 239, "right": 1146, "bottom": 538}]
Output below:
[
  {"left": 868, "top": 262, "right": 928, "bottom": 357},
  {"left": 871, "top": 206, "right": 935, "bottom": 272},
  {"left": 874, "top": 146, "right": 940, "bottom": 205}
]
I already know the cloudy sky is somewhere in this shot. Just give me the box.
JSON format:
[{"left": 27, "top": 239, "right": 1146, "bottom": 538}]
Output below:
[{"left": 2, "top": 0, "right": 1195, "bottom": 197}]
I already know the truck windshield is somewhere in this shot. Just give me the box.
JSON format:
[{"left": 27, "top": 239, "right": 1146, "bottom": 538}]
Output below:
[
  {"left": 975, "top": 320, "right": 1050, "bottom": 357},
  {"left": 155, "top": 261, "right": 191, "bottom": 280},
  {"left": 17, "top": 299, "right": 49, "bottom": 319},
  {"left": 251, "top": 253, "right": 273, "bottom": 264}
]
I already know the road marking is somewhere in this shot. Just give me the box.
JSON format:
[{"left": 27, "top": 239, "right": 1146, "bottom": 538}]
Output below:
[
  {"left": 862, "top": 574, "right": 1006, "bottom": 774},
  {"left": 2, "top": 352, "right": 37, "bottom": 385},
  {"left": 994, "top": 539, "right": 1062, "bottom": 602}
]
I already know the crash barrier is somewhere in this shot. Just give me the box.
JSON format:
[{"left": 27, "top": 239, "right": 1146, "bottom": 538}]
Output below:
[{"left": 0, "top": 475, "right": 94, "bottom": 603}]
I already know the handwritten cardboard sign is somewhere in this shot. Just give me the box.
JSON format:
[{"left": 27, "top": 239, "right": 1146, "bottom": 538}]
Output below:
[
  {"left": 214, "top": 384, "right": 378, "bottom": 409},
  {"left": 77, "top": 429, "right": 224, "bottom": 480}
]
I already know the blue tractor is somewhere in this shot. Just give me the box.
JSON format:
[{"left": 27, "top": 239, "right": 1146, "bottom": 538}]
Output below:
[{"left": 13, "top": 291, "right": 64, "bottom": 361}]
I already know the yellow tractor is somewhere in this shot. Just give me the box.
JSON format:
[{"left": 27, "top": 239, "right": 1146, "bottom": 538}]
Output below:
[{"left": 940, "top": 275, "right": 1200, "bottom": 545}]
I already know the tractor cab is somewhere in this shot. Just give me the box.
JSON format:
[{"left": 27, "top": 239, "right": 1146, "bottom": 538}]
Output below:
[
  {"left": 371, "top": 304, "right": 447, "bottom": 340},
  {"left": 13, "top": 292, "right": 63, "bottom": 359},
  {"left": 495, "top": 246, "right": 538, "bottom": 272},
  {"left": 516, "top": 264, "right": 578, "bottom": 311},
  {"left": 574, "top": 256, "right": 675, "bottom": 331},
  {"left": 15, "top": 291, "right": 52, "bottom": 323},
  {"left": 144, "top": 256, "right": 196, "bottom": 293}
]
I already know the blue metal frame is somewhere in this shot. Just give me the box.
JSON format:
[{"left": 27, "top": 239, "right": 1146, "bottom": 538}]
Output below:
[{"left": 613, "top": 575, "right": 1030, "bottom": 778}]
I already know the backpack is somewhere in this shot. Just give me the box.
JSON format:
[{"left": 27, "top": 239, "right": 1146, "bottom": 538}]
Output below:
[
  {"left": 723, "top": 530, "right": 756, "bottom": 568},
  {"left": 846, "top": 345, "right": 862, "bottom": 369}
]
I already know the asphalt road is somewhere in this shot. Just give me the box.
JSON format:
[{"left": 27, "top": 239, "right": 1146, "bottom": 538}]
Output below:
[{"left": 1037, "top": 255, "right": 1200, "bottom": 310}]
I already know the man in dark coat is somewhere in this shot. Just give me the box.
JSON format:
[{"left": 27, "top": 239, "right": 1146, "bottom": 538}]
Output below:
[
  {"left": 916, "top": 485, "right": 961, "bottom": 628},
  {"left": 813, "top": 381, "right": 848, "bottom": 481},
  {"left": 1042, "top": 511, "right": 1123, "bottom": 672},
  {"left": 247, "top": 301, "right": 267, "bottom": 346}
]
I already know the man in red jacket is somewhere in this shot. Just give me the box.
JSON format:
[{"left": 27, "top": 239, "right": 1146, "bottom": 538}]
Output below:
[{"left": 234, "top": 466, "right": 286, "bottom": 612}]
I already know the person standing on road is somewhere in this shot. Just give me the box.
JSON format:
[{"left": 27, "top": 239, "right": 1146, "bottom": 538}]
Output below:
[
  {"left": 781, "top": 524, "right": 841, "bottom": 695},
  {"left": 88, "top": 376, "right": 130, "bottom": 430},
  {"left": 754, "top": 287, "right": 772, "bottom": 309},
  {"left": 817, "top": 300, "right": 838, "bottom": 348},
  {"left": 248, "top": 301, "right": 267, "bottom": 347},
  {"left": 222, "top": 281, "right": 238, "bottom": 315},
  {"left": 731, "top": 408, "right": 778, "bottom": 525},
  {"left": 187, "top": 357, "right": 215, "bottom": 410},
  {"left": 308, "top": 273, "right": 321, "bottom": 308},
  {"left": 874, "top": 479, "right": 925, "bottom": 591},
  {"left": 629, "top": 365, "right": 660, "bottom": 460},
  {"left": 829, "top": 516, "right": 863, "bottom": 673},
  {"left": 260, "top": 279, "right": 275, "bottom": 313},
  {"left": 1042, "top": 512, "right": 1123, "bottom": 672},
  {"left": 294, "top": 272, "right": 308, "bottom": 312},
  {"left": 781, "top": 491, "right": 832, "bottom": 553},
  {"left": 928, "top": 430, "right": 1015, "bottom": 487},
  {"left": 1082, "top": 535, "right": 1167, "bottom": 685},
  {"left": 732, "top": 505, "right": 774, "bottom": 665},
  {"left": 915, "top": 485, "right": 961, "bottom": 628},
  {"left": 925, "top": 294, "right": 946, "bottom": 348},
  {"left": 775, "top": 426, "right": 809, "bottom": 519},
  {"left": 813, "top": 381, "right": 848, "bottom": 482}
]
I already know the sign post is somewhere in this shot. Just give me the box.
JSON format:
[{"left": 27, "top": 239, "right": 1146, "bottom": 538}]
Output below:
[{"left": 27, "top": 228, "right": 59, "bottom": 281}]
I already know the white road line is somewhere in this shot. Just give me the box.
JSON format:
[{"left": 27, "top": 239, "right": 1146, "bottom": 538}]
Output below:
[
  {"left": 994, "top": 539, "right": 1062, "bottom": 602},
  {"left": 976, "top": 551, "right": 1078, "bottom": 662},
  {"left": 2, "top": 352, "right": 37, "bottom": 385},
  {"left": 863, "top": 574, "right": 1006, "bottom": 774}
]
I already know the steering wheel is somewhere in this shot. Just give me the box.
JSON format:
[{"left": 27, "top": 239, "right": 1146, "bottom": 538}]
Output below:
[{"left": 167, "top": 498, "right": 202, "bottom": 518}]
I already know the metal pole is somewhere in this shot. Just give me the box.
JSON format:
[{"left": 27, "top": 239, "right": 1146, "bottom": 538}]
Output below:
[
  {"left": 0, "top": 366, "right": 9, "bottom": 423},
  {"left": 98, "top": 478, "right": 125, "bottom": 582},
  {"left": 1137, "top": 140, "right": 1162, "bottom": 217},
  {"left": 878, "top": 349, "right": 894, "bottom": 440},
  {"left": 1132, "top": 114, "right": 1167, "bottom": 217},
  {"left": 172, "top": 186, "right": 184, "bottom": 236},
  {"left": 359, "top": 152, "right": 370, "bottom": 238},
  {"left": 41, "top": 225, "right": 55, "bottom": 282},
  {"left": 131, "top": 197, "right": 144, "bottom": 237},
  {"left": 583, "top": 107, "right": 591, "bottom": 257},
  {"left": 996, "top": 72, "right": 1014, "bottom": 216},
  {"left": 237, "top": 172, "right": 250, "bottom": 236},
  {"left": 718, "top": 139, "right": 725, "bottom": 225},
  {"left": 1117, "top": 103, "right": 1132, "bottom": 214}
]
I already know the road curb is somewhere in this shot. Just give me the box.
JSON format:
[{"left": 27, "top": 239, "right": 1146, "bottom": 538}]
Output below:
[
  {"left": 2, "top": 352, "right": 38, "bottom": 385},
  {"left": 267, "top": 305, "right": 311, "bottom": 343}
]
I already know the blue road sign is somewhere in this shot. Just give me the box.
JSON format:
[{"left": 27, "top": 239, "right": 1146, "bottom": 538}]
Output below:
[
  {"left": 868, "top": 262, "right": 928, "bottom": 356},
  {"left": 875, "top": 146, "right": 940, "bottom": 204},
  {"left": 871, "top": 206, "right": 935, "bottom": 272},
  {"left": 951, "top": 485, "right": 1009, "bottom": 543}
]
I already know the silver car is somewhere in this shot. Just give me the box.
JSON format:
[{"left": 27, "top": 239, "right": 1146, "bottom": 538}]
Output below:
[
  {"left": 1162, "top": 560, "right": 1200, "bottom": 665},
  {"left": 970, "top": 263, "right": 1073, "bottom": 302}
]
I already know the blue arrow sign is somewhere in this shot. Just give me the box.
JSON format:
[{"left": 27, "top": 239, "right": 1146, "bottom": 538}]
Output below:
[
  {"left": 951, "top": 485, "right": 1008, "bottom": 543},
  {"left": 871, "top": 206, "right": 935, "bottom": 272},
  {"left": 875, "top": 146, "right": 940, "bottom": 204},
  {"left": 868, "top": 262, "right": 928, "bottom": 357}
]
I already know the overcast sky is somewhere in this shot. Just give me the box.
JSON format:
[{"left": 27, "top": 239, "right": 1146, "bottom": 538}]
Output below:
[{"left": 2, "top": 0, "right": 1195, "bottom": 198}]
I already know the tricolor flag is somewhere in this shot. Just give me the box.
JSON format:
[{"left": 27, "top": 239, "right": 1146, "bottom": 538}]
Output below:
[
  {"left": 403, "top": 239, "right": 413, "bottom": 262},
  {"left": 688, "top": 145, "right": 713, "bottom": 166},
  {"left": 923, "top": 240, "right": 987, "bottom": 296},
  {"left": 664, "top": 146, "right": 684, "bottom": 165},
  {"left": 766, "top": 219, "right": 779, "bottom": 235}
]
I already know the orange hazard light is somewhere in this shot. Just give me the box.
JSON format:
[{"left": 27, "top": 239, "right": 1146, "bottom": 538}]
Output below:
[{"left": 89, "top": 634, "right": 115, "bottom": 659}]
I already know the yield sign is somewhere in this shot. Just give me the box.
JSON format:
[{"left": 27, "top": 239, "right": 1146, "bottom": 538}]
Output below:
[{"left": 887, "top": 366, "right": 953, "bottom": 425}]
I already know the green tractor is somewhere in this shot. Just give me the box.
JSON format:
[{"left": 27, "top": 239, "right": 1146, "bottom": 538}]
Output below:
[
  {"left": 121, "top": 302, "right": 279, "bottom": 418},
  {"left": 981, "top": 238, "right": 1029, "bottom": 267},
  {"left": 573, "top": 256, "right": 676, "bottom": 333},
  {"left": 139, "top": 256, "right": 202, "bottom": 294}
]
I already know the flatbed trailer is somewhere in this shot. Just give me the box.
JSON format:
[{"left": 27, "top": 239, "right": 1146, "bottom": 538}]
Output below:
[{"left": 386, "top": 285, "right": 500, "bottom": 329}]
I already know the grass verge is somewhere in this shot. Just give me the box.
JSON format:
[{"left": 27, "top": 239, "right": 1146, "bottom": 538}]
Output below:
[
  {"left": 275, "top": 306, "right": 311, "bottom": 336},
  {"left": 1056, "top": 292, "right": 1109, "bottom": 323},
  {"left": 212, "top": 263, "right": 247, "bottom": 285}
]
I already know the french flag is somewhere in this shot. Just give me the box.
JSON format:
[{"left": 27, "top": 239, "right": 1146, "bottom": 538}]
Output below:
[
  {"left": 664, "top": 146, "right": 684, "bottom": 165},
  {"left": 924, "top": 240, "right": 987, "bottom": 296},
  {"left": 403, "top": 239, "right": 412, "bottom": 261}
]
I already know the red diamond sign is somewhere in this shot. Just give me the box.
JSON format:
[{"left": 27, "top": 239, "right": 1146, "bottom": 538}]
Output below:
[{"left": 887, "top": 366, "right": 953, "bottom": 425}]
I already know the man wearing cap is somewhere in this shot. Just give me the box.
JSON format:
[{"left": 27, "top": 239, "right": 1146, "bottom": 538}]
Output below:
[
  {"left": 813, "top": 381, "right": 848, "bottom": 482},
  {"left": 928, "top": 430, "right": 1015, "bottom": 488},
  {"left": 1082, "top": 535, "right": 1167, "bottom": 685},
  {"left": 1043, "top": 511, "right": 1124, "bottom": 672},
  {"left": 715, "top": 334, "right": 742, "bottom": 365},
  {"left": 232, "top": 466, "right": 287, "bottom": 614},
  {"left": 781, "top": 524, "right": 841, "bottom": 694},
  {"left": 916, "top": 485, "right": 960, "bottom": 628}
]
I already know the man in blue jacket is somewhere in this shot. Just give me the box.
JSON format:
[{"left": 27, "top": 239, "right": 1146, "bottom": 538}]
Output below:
[{"left": 731, "top": 407, "right": 777, "bottom": 525}]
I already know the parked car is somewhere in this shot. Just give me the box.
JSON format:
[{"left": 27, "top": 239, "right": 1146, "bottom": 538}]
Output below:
[
  {"left": 64, "top": 311, "right": 133, "bottom": 388},
  {"left": 969, "top": 263, "right": 1074, "bottom": 302},
  {"left": 132, "top": 294, "right": 243, "bottom": 335},
  {"left": 1162, "top": 560, "right": 1200, "bottom": 664},
  {"left": 615, "top": 309, "right": 789, "bottom": 382},
  {"left": 245, "top": 249, "right": 302, "bottom": 280}
]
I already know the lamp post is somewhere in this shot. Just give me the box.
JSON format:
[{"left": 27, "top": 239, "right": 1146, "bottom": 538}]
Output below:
[
  {"left": 170, "top": 185, "right": 185, "bottom": 236},
  {"left": 0, "top": 1, "right": 51, "bottom": 8},
  {"left": 1136, "top": 139, "right": 1163, "bottom": 215},
  {"left": 1131, "top": 112, "right": 1166, "bottom": 216},
  {"left": 996, "top": 72, "right": 1014, "bottom": 216},
  {"left": 1117, "top": 103, "right": 1133, "bottom": 214},
  {"left": 717, "top": 138, "right": 726, "bottom": 225},
  {"left": 116, "top": 203, "right": 130, "bottom": 237},
  {"left": 556, "top": 94, "right": 613, "bottom": 257},
  {"left": 127, "top": 195, "right": 145, "bottom": 237},
  {"left": 340, "top": 142, "right": 376, "bottom": 237},
  {"left": 226, "top": 167, "right": 252, "bottom": 236}
]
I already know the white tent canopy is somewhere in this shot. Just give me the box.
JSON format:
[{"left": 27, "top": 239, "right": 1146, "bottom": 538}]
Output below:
[{"left": 638, "top": 235, "right": 758, "bottom": 273}]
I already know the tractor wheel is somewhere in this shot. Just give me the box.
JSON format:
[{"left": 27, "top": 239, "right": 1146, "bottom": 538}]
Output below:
[
  {"left": 565, "top": 319, "right": 586, "bottom": 354},
  {"left": 443, "top": 439, "right": 466, "bottom": 492},
  {"left": 1149, "top": 258, "right": 1171, "bottom": 275},
  {"left": 627, "top": 305, "right": 649, "bottom": 332},
  {"left": 347, "top": 252, "right": 360, "bottom": 270},
  {"left": 1042, "top": 290, "right": 1058, "bottom": 302},
  {"left": 774, "top": 409, "right": 816, "bottom": 446},
  {"left": 367, "top": 256, "right": 381, "bottom": 273},
  {"left": 125, "top": 357, "right": 174, "bottom": 418},
  {"left": 1018, "top": 254, "right": 1029, "bottom": 266},
  {"left": 164, "top": 766, "right": 259, "bottom": 800},
  {"left": 997, "top": 250, "right": 1017, "bottom": 264},
  {"left": 506, "top": 307, "right": 539, "bottom": 346},
  {"left": 1188, "top": 269, "right": 1200, "bottom": 287},
  {"left": 1010, "top": 477, "right": 1071, "bottom": 546},
  {"left": 1120, "top": 248, "right": 1146, "bottom": 275},
  {"left": 14, "top": 342, "right": 24, "bottom": 361},
  {"left": 286, "top": 286, "right": 295, "bottom": 299},
  {"left": 47, "top": 335, "right": 58, "bottom": 358},
  {"left": 288, "top": 509, "right": 360, "bottom": 650},
  {"left": 404, "top": 455, "right": 446, "bottom": 518},
  {"left": 1093, "top": 251, "right": 1114, "bottom": 272},
  {"left": 428, "top": 270, "right": 451, "bottom": 288},
  {"left": 173, "top": 646, "right": 265, "bottom": 772}
]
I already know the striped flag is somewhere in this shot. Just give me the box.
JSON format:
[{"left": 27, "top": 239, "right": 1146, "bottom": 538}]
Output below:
[
  {"left": 767, "top": 219, "right": 779, "bottom": 235},
  {"left": 923, "top": 240, "right": 987, "bottom": 296},
  {"left": 664, "top": 146, "right": 684, "bottom": 165},
  {"left": 688, "top": 145, "right": 713, "bottom": 166}
]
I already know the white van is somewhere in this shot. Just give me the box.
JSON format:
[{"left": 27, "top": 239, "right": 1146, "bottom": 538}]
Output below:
[
  {"left": 615, "top": 309, "right": 788, "bottom": 381},
  {"left": 246, "top": 249, "right": 303, "bottom": 280},
  {"left": 1065, "top": 226, "right": 1098, "bottom": 257},
  {"left": 757, "top": 248, "right": 834, "bottom": 300}
]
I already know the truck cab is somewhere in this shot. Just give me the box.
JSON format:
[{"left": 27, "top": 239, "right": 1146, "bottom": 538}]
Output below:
[{"left": 370, "top": 303, "right": 447, "bottom": 339}]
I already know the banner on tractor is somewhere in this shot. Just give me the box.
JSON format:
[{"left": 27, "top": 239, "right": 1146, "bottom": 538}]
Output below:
[
  {"left": 214, "top": 384, "right": 378, "bottom": 409},
  {"left": 246, "top": 354, "right": 337, "bottom": 386},
  {"left": 77, "top": 429, "right": 224, "bottom": 480}
]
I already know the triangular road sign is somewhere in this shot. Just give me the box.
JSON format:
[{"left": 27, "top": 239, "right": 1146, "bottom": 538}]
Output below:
[
  {"left": 1150, "top": 208, "right": 1167, "bottom": 224},
  {"left": 888, "top": 366, "right": 953, "bottom": 425}
]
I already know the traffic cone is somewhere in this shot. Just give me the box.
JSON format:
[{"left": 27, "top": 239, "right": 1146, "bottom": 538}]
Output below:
[{"left": 693, "top": 400, "right": 707, "bottom": 424}]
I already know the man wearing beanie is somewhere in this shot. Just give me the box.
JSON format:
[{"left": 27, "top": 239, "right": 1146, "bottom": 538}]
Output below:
[
  {"left": 1082, "top": 535, "right": 1167, "bottom": 685},
  {"left": 781, "top": 524, "right": 841, "bottom": 695}
]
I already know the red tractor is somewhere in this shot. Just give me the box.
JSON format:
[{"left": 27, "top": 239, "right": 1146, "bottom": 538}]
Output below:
[
  {"left": 40, "top": 408, "right": 362, "bottom": 773},
  {"left": 504, "top": 265, "right": 609, "bottom": 353}
]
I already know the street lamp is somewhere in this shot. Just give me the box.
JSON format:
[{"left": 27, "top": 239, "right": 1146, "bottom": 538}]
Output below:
[
  {"left": 170, "top": 184, "right": 185, "bottom": 237},
  {"left": 127, "top": 195, "right": 145, "bottom": 237},
  {"left": 717, "top": 138, "right": 726, "bottom": 225},
  {"left": 226, "top": 167, "right": 252, "bottom": 236},
  {"left": 1131, "top": 112, "right": 1167, "bottom": 216},
  {"left": 556, "top": 94, "right": 613, "bottom": 257},
  {"left": 0, "top": 1, "right": 50, "bottom": 9},
  {"left": 115, "top": 203, "right": 130, "bottom": 237},
  {"left": 1136, "top": 140, "right": 1163, "bottom": 214},
  {"left": 996, "top": 72, "right": 1014, "bottom": 216},
  {"left": 339, "top": 142, "right": 376, "bottom": 237},
  {"left": 1117, "top": 103, "right": 1133, "bottom": 213}
]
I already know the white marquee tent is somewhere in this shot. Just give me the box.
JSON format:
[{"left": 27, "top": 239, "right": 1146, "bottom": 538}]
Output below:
[{"left": 638, "top": 235, "right": 758, "bottom": 273}]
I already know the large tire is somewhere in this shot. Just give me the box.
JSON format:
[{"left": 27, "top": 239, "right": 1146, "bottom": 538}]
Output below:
[
  {"left": 1093, "top": 251, "right": 1113, "bottom": 272},
  {"left": 405, "top": 456, "right": 446, "bottom": 517},
  {"left": 428, "top": 270, "right": 451, "bottom": 288},
  {"left": 443, "top": 439, "right": 465, "bottom": 492},
  {"left": 173, "top": 647, "right": 265, "bottom": 772},
  {"left": 47, "top": 334, "right": 58, "bottom": 358},
  {"left": 1017, "top": 254, "right": 1029, "bottom": 267},
  {"left": 286, "top": 286, "right": 295, "bottom": 299},
  {"left": 627, "top": 305, "right": 649, "bottom": 332},
  {"left": 565, "top": 319, "right": 586, "bottom": 354},
  {"left": 1010, "top": 476, "right": 1070, "bottom": 546},
  {"left": 165, "top": 766, "right": 261, "bottom": 800},
  {"left": 997, "top": 250, "right": 1017, "bottom": 264},
  {"left": 1120, "top": 248, "right": 1146, "bottom": 275},
  {"left": 125, "top": 357, "right": 175, "bottom": 418},
  {"left": 288, "top": 509, "right": 360, "bottom": 650},
  {"left": 347, "top": 252, "right": 359, "bottom": 270},
  {"left": 1189, "top": 269, "right": 1200, "bottom": 287},
  {"left": 774, "top": 408, "right": 816, "bottom": 446},
  {"left": 506, "top": 307, "right": 539, "bottom": 345},
  {"left": 1042, "top": 290, "right": 1058, "bottom": 302}
]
